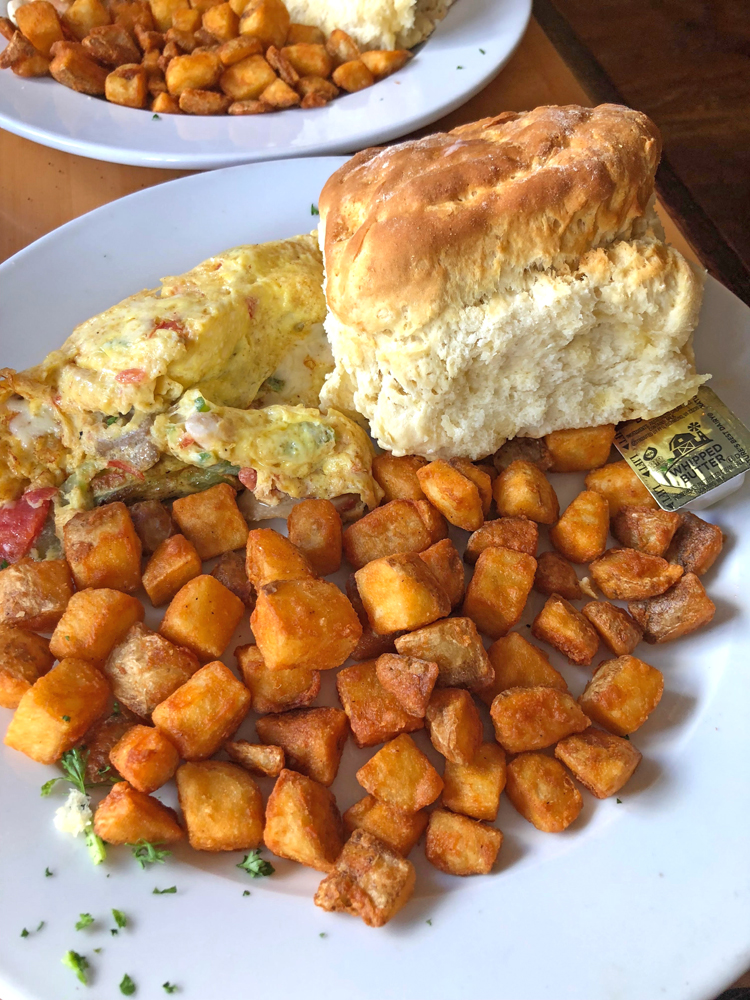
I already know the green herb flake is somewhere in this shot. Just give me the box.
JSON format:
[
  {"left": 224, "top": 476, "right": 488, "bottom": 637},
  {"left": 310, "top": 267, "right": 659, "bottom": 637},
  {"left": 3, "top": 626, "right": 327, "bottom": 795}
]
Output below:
[
  {"left": 153, "top": 886, "right": 177, "bottom": 894},
  {"left": 163, "top": 983, "right": 178, "bottom": 994},
  {"left": 242, "top": 890, "right": 250, "bottom": 897},
  {"left": 616, "top": 798, "right": 623, "bottom": 804},
  {"left": 319, "top": 932, "right": 326, "bottom": 938},
  {"left": 111, "top": 929, "right": 119, "bottom": 937},
  {"left": 152, "top": 113, "right": 161, "bottom": 120},
  {"left": 112, "top": 909, "right": 127, "bottom": 929},
  {"left": 112, "top": 701, "right": 121, "bottom": 716},
  {"left": 120, "top": 973, "right": 136, "bottom": 995},
  {"left": 426, "top": 919, "right": 432, "bottom": 926},
  {"left": 479, "top": 47, "right": 486, "bottom": 53},
  {"left": 62, "top": 950, "right": 89, "bottom": 985},
  {"left": 237, "top": 850, "right": 274, "bottom": 878},
  {"left": 41, "top": 746, "right": 92, "bottom": 797},
  {"left": 86, "top": 830, "right": 107, "bottom": 866},
  {"left": 194, "top": 396, "right": 210, "bottom": 413},
  {"left": 36, "top": 921, "right": 45, "bottom": 932},
  {"left": 0, "top": 559, "right": 8, "bottom": 569},
  {"left": 45, "top": 867, "right": 53, "bottom": 877},
  {"left": 128, "top": 841, "right": 172, "bottom": 869},
  {"left": 62, "top": 715, "right": 71, "bottom": 722},
  {"left": 76, "top": 913, "right": 94, "bottom": 931},
  {"left": 20, "top": 928, "right": 29, "bottom": 938},
  {"left": 264, "top": 376, "right": 285, "bottom": 393},
  {"left": 623, "top": 734, "right": 630, "bottom": 740},
  {"left": 457, "top": 65, "right": 464, "bottom": 69},
  {"left": 310, "top": 204, "right": 319, "bottom": 216},
  {"left": 105, "top": 416, "right": 118, "bottom": 427},
  {"left": 94, "top": 948, "right": 102, "bottom": 954}
]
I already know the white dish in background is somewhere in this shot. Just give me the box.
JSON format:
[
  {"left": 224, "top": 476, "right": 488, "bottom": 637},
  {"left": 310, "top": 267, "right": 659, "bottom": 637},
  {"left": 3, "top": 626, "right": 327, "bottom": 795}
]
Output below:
[
  {"left": 0, "top": 0, "right": 530, "bottom": 168},
  {"left": 0, "top": 157, "right": 749, "bottom": 1000}
]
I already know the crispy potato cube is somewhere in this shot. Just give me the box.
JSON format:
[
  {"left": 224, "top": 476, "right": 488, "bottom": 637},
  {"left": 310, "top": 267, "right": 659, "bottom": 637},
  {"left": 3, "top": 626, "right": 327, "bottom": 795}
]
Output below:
[
  {"left": 179, "top": 87, "right": 232, "bottom": 112},
  {"left": 579, "top": 655, "right": 663, "bottom": 736},
  {"left": 531, "top": 594, "right": 599, "bottom": 665},
  {"left": 176, "top": 760, "right": 263, "bottom": 850},
  {"left": 211, "top": 551, "right": 255, "bottom": 608},
  {"left": 200, "top": 0, "right": 236, "bottom": 37},
  {"left": 490, "top": 685, "right": 589, "bottom": 753},
  {"left": 371, "top": 453, "right": 426, "bottom": 502},
  {"left": 544, "top": 425, "right": 615, "bottom": 472},
  {"left": 166, "top": 48, "right": 220, "bottom": 91},
  {"left": 585, "top": 460, "right": 656, "bottom": 517},
  {"left": 534, "top": 551, "right": 582, "bottom": 600},
  {"left": 493, "top": 459, "right": 559, "bottom": 524},
  {"left": 332, "top": 57, "right": 373, "bottom": 92},
  {"left": 549, "top": 490, "right": 609, "bottom": 564},
  {"left": 395, "top": 617, "right": 493, "bottom": 692},
  {"left": 160, "top": 575, "right": 244, "bottom": 661},
  {"left": 252, "top": 578, "right": 361, "bottom": 670},
  {"left": 264, "top": 768, "right": 343, "bottom": 871},
  {"left": 144, "top": 47, "right": 163, "bottom": 72},
  {"left": 343, "top": 499, "right": 431, "bottom": 569},
  {"left": 336, "top": 660, "right": 423, "bottom": 747},
  {"left": 217, "top": 32, "right": 261, "bottom": 63},
  {"left": 93, "top": 780, "right": 183, "bottom": 844},
  {"left": 238, "top": 0, "right": 288, "bottom": 45},
  {"left": 279, "top": 40, "right": 330, "bottom": 77},
  {"left": 555, "top": 728, "right": 642, "bottom": 798},
  {"left": 152, "top": 660, "right": 251, "bottom": 759},
  {"left": 286, "top": 499, "right": 342, "bottom": 576},
  {"left": 418, "top": 538, "right": 465, "bottom": 608},
  {"left": 260, "top": 75, "right": 298, "bottom": 106},
  {"left": 105, "top": 63, "right": 148, "bottom": 106},
  {"left": 590, "top": 549, "right": 683, "bottom": 601},
  {"left": 129, "top": 500, "right": 175, "bottom": 554},
  {"left": 324, "top": 26, "right": 358, "bottom": 65},
  {"left": 359, "top": 48, "right": 411, "bottom": 79},
  {"left": 235, "top": 642, "right": 319, "bottom": 714},
  {"left": 286, "top": 21, "right": 324, "bottom": 43},
  {"left": 190, "top": 0, "right": 223, "bottom": 13},
  {"left": 63, "top": 501, "right": 141, "bottom": 592},
  {"left": 84, "top": 23, "right": 140, "bottom": 64},
  {"left": 61, "top": 0, "right": 110, "bottom": 38},
  {"left": 611, "top": 505, "right": 680, "bottom": 557},
  {"left": 354, "top": 553, "right": 450, "bottom": 635},
  {"left": 494, "top": 437, "right": 552, "bottom": 472},
  {"left": 0, "top": 15, "right": 14, "bottom": 39},
  {"left": 629, "top": 572, "right": 715, "bottom": 643},
  {"left": 425, "top": 688, "right": 483, "bottom": 765},
  {"left": 356, "top": 733, "right": 443, "bottom": 812},
  {"left": 173, "top": 5, "right": 201, "bottom": 29},
  {"left": 102, "top": 622, "right": 199, "bottom": 718},
  {"left": 416, "top": 460, "right": 484, "bottom": 531},
  {"left": 109, "top": 724, "right": 179, "bottom": 793},
  {"left": 149, "top": 0, "right": 188, "bottom": 30},
  {"left": 665, "top": 511, "right": 723, "bottom": 576},
  {"left": 0, "top": 558, "right": 73, "bottom": 632},
  {"left": 15, "top": 1, "right": 63, "bottom": 56},
  {"left": 315, "top": 828, "right": 415, "bottom": 927},
  {"left": 256, "top": 707, "right": 348, "bottom": 786},
  {"left": 225, "top": 739, "right": 284, "bottom": 776},
  {"left": 465, "top": 516, "right": 538, "bottom": 564},
  {"left": 582, "top": 601, "right": 642, "bottom": 655},
  {"left": 49, "top": 39, "right": 108, "bottom": 91},
  {"left": 442, "top": 742, "right": 506, "bottom": 822},
  {"left": 0, "top": 625, "right": 53, "bottom": 709},
  {"left": 345, "top": 575, "right": 402, "bottom": 661},
  {"left": 151, "top": 90, "right": 182, "bottom": 112},
  {"left": 50, "top": 589, "right": 144, "bottom": 663},
  {"left": 413, "top": 499, "right": 449, "bottom": 544},
  {"left": 111, "top": 0, "right": 155, "bottom": 30},
  {"left": 80, "top": 705, "right": 140, "bottom": 784},
  {"left": 375, "top": 653, "right": 438, "bottom": 718},
  {"left": 245, "top": 527, "right": 314, "bottom": 588},
  {"left": 171, "top": 484, "right": 248, "bottom": 559},
  {"left": 265, "top": 41, "right": 299, "bottom": 83},
  {"left": 1, "top": 29, "right": 50, "bottom": 75},
  {"left": 506, "top": 753, "right": 582, "bottom": 832},
  {"left": 425, "top": 809, "right": 502, "bottom": 876},
  {"left": 462, "top": 546, "right": 536, "bottom": 640},
  {"left": 450, "top": 458, "right": 492, "bottom": 516},
  {"left": 480, "top": 632, "right": 567, "bottom": 705},
  {"left": 343, "top": 795, "right": 427, "bottom": 856}
]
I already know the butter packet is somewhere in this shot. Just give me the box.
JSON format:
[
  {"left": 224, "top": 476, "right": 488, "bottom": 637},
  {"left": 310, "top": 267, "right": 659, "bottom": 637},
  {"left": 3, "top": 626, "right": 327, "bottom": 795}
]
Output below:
[{"left": 614, "top": 387, "right": 750, "bottom": 511}]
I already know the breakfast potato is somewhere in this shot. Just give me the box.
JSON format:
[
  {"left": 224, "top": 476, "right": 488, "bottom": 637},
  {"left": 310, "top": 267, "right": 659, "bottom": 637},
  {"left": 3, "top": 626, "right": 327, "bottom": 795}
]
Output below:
[
  {"left": 264, "top": 768, "right": 344, "bottom": 872},
  {"left": 142, "top": 534, "right": 202, "bottom": 607},
  {"left": 172, "top": 483, "right": 248, "bottom": 559},
  {"left": 157, "top": 37, "right": 180, "bottom": 66},
  {"left": 128, "top": 500, "right": 175, "bottom": 554},
  {"left": 425, "top": 688, "right": 483, "bottom": 765},
  {"left": 256, "top": 707, "right": 349, "bottom": 787},
  {"left": 286, "top": 499, "right": 342, "bottom": 576},
  {"left": 235, "top": 643, "right": 319, "bottom": 714},
  {"left": 395, "top": 617, "right": 494, "bottom": 692},
  {"left": 50, "top": 589, "right": 144, "bottom": 663},
  {"left": 342, "top": 499, "right": 431, "bottom": 569},
  {"left": 629, "top": 572, "right": 716, "bottom": 643},
  {"left": 0, "top": 558, "right": 73, "bottom": 632},
  {"left": 280, "top": 41, "right": 331, "bottom": 78},
  {"left": 413, "top": 500, "right": 449, "bottom": 544},
  {"left": 81, "top": 706, "right": 140, "bottom": 784},
  {"left": 584, "top": 460, "right": 656, "bottom": 517},
  {"left": 225, "top": 739, "right": 284, "bottom": 777},
  {"left": 180, "top": 88, "right": 233, "bottom": 113},
  {"left": 555, "top": 728, "right": 642, "bottom": 798},
  {"left": 332, "top": 58, "right": 373, "bottom": 92},
  {"left": 462, "top": 546, "right": 537, "bottom": 640},
  {"left": 252, "top": 578, "right": 361, "bottom": 670},
  {"left": 63, "top": 501, "right": 141, "bottom": 592},
  {"left": 665, "top": 511, "right": 723, "bottom": 576},
  {"left": 544, "top": 425, "right": 615, "bottom": 472},
  {"left": 465, "top": 516, "right": 538, "bottom": 564},
  {"left": 152, "top": 660, "right": 251, "bottom": 759},
  {"left": 176, "top": 760, "right": 263, "bottom": 850},
  {"left": 490, "top": 685, "right": 589, "bottom": 753},
  {"left": 109, "top": 724, "right": 180, "bottom": 793},
  {"left": 211, "top": 551, "right": 255, "bottom": 608},
  {"left": 345, "top": 575, "right": 402, "bottom": 661},
  {"left": 418, "top": 538, "right": 465, "bottom": 608},
  {"left": 549, "top": 490, "right": 609, "bottom": 564},
  {"left": 0, "top": 625, "right": 53, "bottom": 709},
  {"left": 49, "top": 39, "right": 108, "bottom": 91},
  {"left": 265, "top": 43, "right": 299, "bottom": 84},
  {"left": 336, "top": 660, "right": 423, "bottom": 747},
  {"left": 238, "top": 0, "right": 288, "bottom": 46},
  {"left": 578, "top": 655, "right": 663, "bottom": 736},
  {"left": 173, "top": 6, "right": 201, "bottom": 30},
  {"left": 84, "top": 23, "right": 141, "bottom": 64},
  {"left": 93, "top": 780, "right": 183, "bottom": 844},
  {"left": 324, "top": 26, "right": 358, "bottom": 65},
  {"left": 15, "top": 1, "right": 63, "bottom": 57},
  {"left": 416, "top": 460, "right": 484, "bottom": 531},
  {"left": 160, "top": 575, "right": 245, "bottom": 661},
  {"left": 149, "top": 0, "right": 189, "bottom": 30},
  {"left": 4, "top": 658, "right": 110, "bottom": 764},
  {"left": 62, "top": 0, "right": 110, "bottom": 39},
  {"left": 425, "top": 809, "right": 502, "bottom": 876},
  {"left": 611, "top": 505, "right": 680, "bottom": 557},
  {"left": 111, "top": 0, "right": 155, "bottom": 31},
  {"left": 582, "top": 601, "right": 643, "bottom": 655},
  {"left": 166, "top": 48, "right": 221, "bottom": 93},
  {"left": 494, "top": 437, "right": 552, "bottom": 472},
  {"left": 479, "top": 632, "right": 567, "bottom": 706},
  {"left": 354, "top": 553, "right": 450, "bottom": 634},
  {"left": 0, "top": 15, "right": 14, "bottom": 38},
  {"left": 375, "top": 653, "right": 439, "bottom": 718},
  {"left": 356, "top": 733, "right": 443, "bottom": 812},
  {"left": 343, "top": 795, "right": 428, "bottom": 856},
  {"left": 286, "top": 22, "right": 324, "bottom": 44},
  {"left": 360, "top": 48, "right": 411, "bottom": 79},
  {"left": 102, "top": 622, "right": 199, "bottom": 718},
  {"left": 105, "top": 63, "right": 148, "bottom": 107},
  {"left": 217, "top": 33, "right": 261, "bottom": 64},
  {"left": 442, "top": 742, "right": 506, "bottom": 822},
  {"left": 531, "top": 594, "right": 599, "bottom": 665},
  {"left": 0, "top": 30, "right": 50, "bottom": 75},
  {"left": 534, "top": 551, "right": 582, "bottom": 600},
  {"left": 589, "top": 549, "right": 683, "bottom": 601},
  {"left": 151, "top": 91, "right": 182, "bottom": 112},
  {"left": 201, "top": 0, "right": 237, "bottom": 39},
  {"left": 505, "top": 753, "right": 583, "bottom": 832},
  {"left": 190, "top": 0, "right": 223, "bottom": 13},
  {"left": 228, "top": 97, "right": 272, "bottom": 113},
  {"left": 493, "top": 460, "right": 559, "bottom": 524},
  {"left": 245, "top": 527, "right": 314, "bottom": 588},
  {"left": 451, "top": 458, "right": 493, "bottom": 516},
  {"left": 371, "top": 452, "right": 427, "bottom": 502}
]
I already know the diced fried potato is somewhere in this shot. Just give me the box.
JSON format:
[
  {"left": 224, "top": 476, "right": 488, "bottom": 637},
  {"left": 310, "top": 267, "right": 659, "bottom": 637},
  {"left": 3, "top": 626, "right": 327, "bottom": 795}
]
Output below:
[
  {"left": 278, "top": 40, "right": 330, "bottom": 77},
  {"left": 418, "top": 538, "right": 465, "bottom": 608},
  {"left": 158, "top": 36, "right": 181, "bottom": 67},
  {"left": 171, "top": 483, "right": 248, "bottom": 559},
  {"left": 589, "top": 548, "right": 683, "bottom": 600},
  {"left": 200, "top": 0, "right": 236, "bottom": 37},
  {"left": 579, "top": 655, "right": 663, "bottom": 736},
  {"left": 544, "top": 425, "right": 615, "bottom": 472},
  {"left": 217, "top": 32, "right": 261, "bottom": 63},
  {"left": 63, "top": 501, "right": 141, "bottom": 592},
  {"left": 264, "top": 768, "right": 343, "bottom": 871},
  {"left": 506, "top": 753, "right": 582, "bottom": 832},
  {"left": 0, "top": 14, "right": 15, "bottom": 39},
  {"left": 210, "top": 551, "right": 255, "bottom": 608},
  {"left": 151, "top": 90, "right": 181, "bottom": 111},
  {"left": 549, "top": 490, "right": 609, "bottom": 564},
  {"left": 629, "top": 572, "right": 715, "bottom": 643},
  {"left": 375, "top": 653, "right": 438, "bottom": 718},
  {"left": 479, "top": 632, "right": 567, "bottom": 706},
  {"left": 345, "top": 575, "right": 402, "bottom": 661},
  {"left": 285, "top": 21, "right": 324, "bottom": 43},
  {"left": 425, "top": 688, "right": 483, "bottom": 765},
  {"left": 413, "top": 499, "right": 449, "bottom": 544},
  {"left": 416, "top": 460, "right": 484, "bottom": 531},
  {"left": 465, "top": 516, "right": 538, "bottom": 565},
  {"left": 93, "top": 779, "right": 183, "bottom": 844},
  {"left": 442, "top": 742, "right": 506, "bottom": 822},
  {"left": 462, "top": 546, "right": 536, "bottom": 640},
  {"left": 252, "top": 578, "right": 361, "bottom": 670},
  {"left": 343, "top": 499, "right": 431, "bottom": 569},
  {"left": 665, "top": 511, "right": 723, "bottom": 576},
  {"left": 395, "top": 617, "right": 493, "bottom": 692},
  {"left": 160, "top": 575, "right": 244, "bottom": 661},
  {"left": 493, "top": 460, "right": 559, "bottom": 524},
  {"left": 359, "top": 48, "right": 411, "bottom": 79},
  {"left": 84, "top": 23, "right": 140, "bottom": 64},
  {"left": 15, "top": 1, "right": 63, "bottom": 56},
  {"left": 451, "top": 458, "right": 492, "bottom": 516},
  {"left": 255, "top": 707, "right": 348, "bottom": 786},
  {"left": 332, "top": 57, "right": 373, "bottom": 92},
  {"left": 50, "top": 39, "right": 107, "bottom": 94},
  {"left": 152, "top": 660, "right": 251, "bottom": 759},
  {"left": 105, "top": 63, "right": 148, "bottom": 106},
  {"left": 531, "top": 594, "right": 599, "bottom": 665},
  {"left": 149, "top": 0, "right": 188, "bottom": 30},
  {"left": 354, "top": 553, "right": 450, "bottom": 635},
  {"left": 111, "top": 0, "right": 155, "bottom": 30},
  {"left": 167, "top": 26, "right": 199, "bottom": 51},
  {"left": 494, "top": 437, "right": 552, "bottom": 472},
  {"left": 179, "top": 86, "right": 232, "bottom": 112},
  {"left": 227, "top": 96, "right": 271, "bottom": 113},
  {"left": 50, "top": 589, "right": 144, "bottom": 663},
  {"left": 490, "top": 685, "right": 589, "bottom": 753},
  {"left": 142, "top": 534, "right": 201, "bottom": 607},
  {"left": 356, "top": 733, "right": 443, "bottom": 812},
  {"left": 225, "top": 739, "right": 284, "bottom": 776},
  {"left": 286, "top": 499, "right": 342, "bottom": 576},
  {"left": 343, "top": 795, "right": 427, "bottom": 856},
  {"left": 264, "top": 41, "right": 298, "bottom": 82},
  {"left": 128, "top": 500, "right": 175, "bottom": 554},
  {"left": 0, "top": 30, "right": 50, "bottom": 75},
  {"left": 173, "top": 5, "right": 201, "bottom": 29},
  {"left": 109, "top": 724, "right": 180, "bottom": 793},
  {"left": 336, "top": 660, "right": 423, "bottom": 747},
  {"left": 190, "top": 0, "right": 223, "bottom": 13},
  {"left": 176, "top": 760, "right": 263, "bottom": 850},
  {"left": 371, "top": 452, "right": 427, "bottom": 502},
  {"left": 61, "top": 0, "right": 110, "bottom": 39},
  {"left": 143, "top": 47, "right": 163, "bottom": 71},
  {"left": 324, "top": 26, "right": 358, "bottom": 65},
  {"left": 235, "top": 642, "right": 319, "bottom": 714},
  {"left": 166, "top": 47, "right": 220, "bottom": 92},
  {"left": 80, "top": 706, "right": 140, "bottom": 784},
  {"left": 4, "top": 658, "right": 110, "bottom": 763},
  {"left": 238, "top": 0, "right": 288, "bottom": 45},
  {"left": 555, "top": 728, "right": 642, "bottom": 798},
  {"left": 425, "top": 809, "right": 502, "bottom": 876},
  {"left": 582, "top": 601, "right": 642, "bottom": 655},
  {"left": 0, "top": 625, "right": 53, "bottom": 709},
  {"left": 611, "top": 505, "right": 680, "bottom": 557},
  {"left": 534, "top": 551, "right": 582, "bottom": 600},
  {"left": 245, "top": 527, "right": 314, "bottom": 588},
  {"left": 585, "top": 460, "right": 656, "bottom": 517}
]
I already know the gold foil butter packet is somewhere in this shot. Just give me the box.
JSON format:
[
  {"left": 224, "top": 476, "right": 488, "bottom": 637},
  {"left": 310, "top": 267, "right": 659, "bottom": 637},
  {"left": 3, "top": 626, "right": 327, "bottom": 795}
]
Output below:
[{"left": 614, "top": 386, "right": 750, "bottom": 512}]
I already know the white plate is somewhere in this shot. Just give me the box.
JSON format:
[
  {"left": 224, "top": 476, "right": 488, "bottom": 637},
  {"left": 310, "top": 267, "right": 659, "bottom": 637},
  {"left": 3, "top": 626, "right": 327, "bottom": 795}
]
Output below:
[
  {"left": 1, "top": 157, "right": 749, "bottom": 1000},
  {"left": 0, "top": 0, "right": 530, "bottom": 168}
]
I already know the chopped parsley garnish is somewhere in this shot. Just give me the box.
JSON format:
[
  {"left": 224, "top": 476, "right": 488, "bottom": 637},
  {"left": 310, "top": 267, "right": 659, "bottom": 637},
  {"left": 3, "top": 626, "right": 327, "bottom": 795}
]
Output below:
[
  {"left": 45, "top": 868, "right": 53, "bottom": 877},
  {"left": 0, "top": 559, "right": 8, "bottom": 569},
  {"left": 457, "top": 65, "right": 464, "bottom": 69},
  {"left": 426, "top": 918, "right": 432, "bottom": 926},
  {"left": 75, "top": 913, "right": 94, "bottom": 931},
  {"left": 623, "top": 734, "right": 630, "bottom": 740},
  {"left": 105, "top": 415, "right": 118, "bottom": 426},
  {"left": 111, "top": 929, "right": 119, "bottom": 936},
  {"left": 616, "top": 798, "right": 623, "bottom": 804},
  {"left": 112, "top": 909, "right": 127, "bottom": 929},
  {"left": 128, "top": 841, "right": 172, "bottom": 869},
  {"left": 41, "top": 747, "right": 89, "bottom": 797},
  {"left": 36, "top": 921, "right": 45, "bottom": 932},
  {"left": 163, "top": 983, "right": 178, "bottom": 994},
  {"left": 153, "top": 886, "right": 177, "bottom": 894},
  {"left": 152, "top": 113, "right": 161, "bottom": 120},
  {"left": 310, "top": 203, "right": 319, "bottom": 216},
  {"left": 264, "top": 376, "right": 285, "bottom": 393},
  {"left": 319, "top": 932, "right": 326, "bottom": 938},
  {"left": 62, "top": 715, "right": 71, "bottom": 722},
  {"left": 94, "top": 948, "right": 102, "bottom": 954},
  {"left": 20, "top": 928, "right": 29, "bottom": 938},
  {"left": 197, "top": 451, "right": 213, "bottom": 464},
  {"left": 120, "top": 973, "right": 136, "bottom": 995},
  {"left": 62, "top": 950, "right": 89, "bottom": 985},
  {"left": 242, "top": 890, "right": 250, "bottom": 897},
  {"left": 194, "top": 396, "right": 210, "bottom": 412},
  {"left": 236, "top": 850, "right": 274, "bottom": 878},
  {"left": 112, "top": 701, "right": 121, "bottom": 716},
  {"left": 86, "top": 830, "right": 107, "bottom": 865},
  {"left": 479, "top": 47, "right": 486, "bottom": 53}
]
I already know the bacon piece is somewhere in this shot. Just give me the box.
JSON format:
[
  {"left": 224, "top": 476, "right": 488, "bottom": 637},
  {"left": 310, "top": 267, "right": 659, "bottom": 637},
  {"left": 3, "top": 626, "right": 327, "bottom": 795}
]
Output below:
[
  {"left": 115, "top": 368, "right": 147, "bottom": 385},
  {"left": 239, "top": 467, "right": 257, "bottom": 490},
  {"left": 0, "top": 487, "right": 57, "bottom": 563}
]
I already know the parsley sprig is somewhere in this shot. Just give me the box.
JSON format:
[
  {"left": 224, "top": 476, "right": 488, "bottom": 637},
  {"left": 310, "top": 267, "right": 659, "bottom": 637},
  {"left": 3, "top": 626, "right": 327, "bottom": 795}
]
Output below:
[
  {"left": 75, "top": 913, "right": 94, "bottom": 931},
  {"left": 236, "top": 850, "right": 274, "bottom": 878},
  {"left": 120, "top": 972, "right": 136, "bottom": 995},
  {"left": 41, "top": 748, "right": 107, "bottom": 865},
  {"left": 62, "top": 950, "right": 89, "bottom": 984},
  {"left": 128, "top": 841, "right": 172, "bottom": 869}
]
